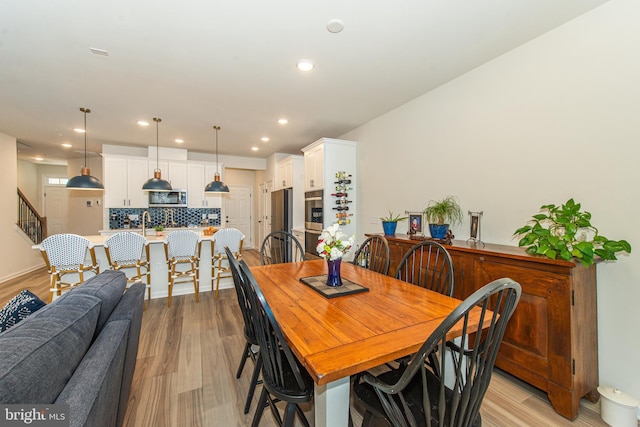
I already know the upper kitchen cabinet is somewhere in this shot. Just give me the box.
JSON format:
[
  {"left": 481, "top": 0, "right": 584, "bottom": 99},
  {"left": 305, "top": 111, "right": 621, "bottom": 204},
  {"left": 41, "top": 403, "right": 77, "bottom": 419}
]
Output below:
[
  {"left": 187, "top": 162, "right": 222, "bottom": 208},
  {"left": 149, "top": 160, "right": 188, "bottom": 189},
  {"left": 103, "top": 156, "right": 149, "bottom": 208},
  {"left": 276, "top": 155, "right": 303, "bottom": 190},
  {"left": 303, "top": 144, "right": 324, "bottom": 191}
]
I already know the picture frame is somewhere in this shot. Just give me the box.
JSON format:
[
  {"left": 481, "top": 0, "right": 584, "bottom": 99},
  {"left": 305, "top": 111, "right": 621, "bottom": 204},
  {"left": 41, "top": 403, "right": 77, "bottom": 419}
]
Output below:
[
  {"left": 406, "top": 211, "right": 423, "bottom": 235},
  {"left": 467, "top": 211, "right": 485, "bottom": 246}
]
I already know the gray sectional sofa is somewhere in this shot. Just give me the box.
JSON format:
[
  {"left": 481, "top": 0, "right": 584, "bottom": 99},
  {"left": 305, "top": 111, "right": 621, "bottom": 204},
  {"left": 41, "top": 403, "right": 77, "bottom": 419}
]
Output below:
[{"left": 0, "top": 270, "right": 144, "bottom": 427}]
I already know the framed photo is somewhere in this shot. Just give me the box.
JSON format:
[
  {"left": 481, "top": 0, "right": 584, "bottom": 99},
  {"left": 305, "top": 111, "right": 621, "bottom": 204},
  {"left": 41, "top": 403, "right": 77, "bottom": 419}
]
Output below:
[{"left": 406, "top": 212, "right": 423, "bottom": 235}]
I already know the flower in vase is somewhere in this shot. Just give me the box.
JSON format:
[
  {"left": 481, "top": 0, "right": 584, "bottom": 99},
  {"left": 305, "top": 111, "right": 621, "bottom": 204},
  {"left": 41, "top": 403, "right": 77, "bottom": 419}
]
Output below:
[{"left": 316, "top": 224, "right": 354, "bottom": 260}]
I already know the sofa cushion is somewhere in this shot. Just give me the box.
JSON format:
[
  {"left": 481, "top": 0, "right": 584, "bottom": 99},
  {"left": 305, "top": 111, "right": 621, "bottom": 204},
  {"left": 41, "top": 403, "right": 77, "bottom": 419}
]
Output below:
[
  {"left": 72, "top": 270, "right": 127, "bottom": 333},
  {"left": 0, "top": 293, "right": 101, "bottom": 404},
  {"left": 0, "top": 290, "right": 46, "bottom": 332},
  {"left": 55, "top": 320, "right": 129, "bottom": 427},
  {"left": 106, "top": 283, "right": 145, "bottom": 427}
]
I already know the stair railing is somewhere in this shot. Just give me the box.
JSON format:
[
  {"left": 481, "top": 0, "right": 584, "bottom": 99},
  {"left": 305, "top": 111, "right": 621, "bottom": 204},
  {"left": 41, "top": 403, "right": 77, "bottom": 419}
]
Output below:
[{"left": 17, "top": 188, "right": 47, "bottom": 244}]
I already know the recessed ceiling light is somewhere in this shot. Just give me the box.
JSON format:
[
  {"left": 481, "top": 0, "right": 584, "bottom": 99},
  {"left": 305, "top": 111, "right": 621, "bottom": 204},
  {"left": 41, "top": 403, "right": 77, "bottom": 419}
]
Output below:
[
  {"left": 278, "top": 118, "right": 288, "bottom": 125},
  {"left": 34, "top": 157, "right": 44, "bottom": 161},
  {"left": 73, "top": 128, "right": 85, "bottom": 133},
  {"left": 296, "top": 59, "right": 314, "bottom": 72},
  {"left": 175, "top": 139, "right": 184, "bottom": 144},
  {"left": 251, "top": 147, "right": 259, "bottom": 151},
  {"left": 327, "top": 19, "right": 344, "bottom": 33},
  {"left": 137, "top": 120, "right": 149, "bottom": 126},
  {"left": 61, "top": 143, "right": 72, "bottom": 148},
  {"left": 261, "top": 137, "right": 270, "bottom": 142}
]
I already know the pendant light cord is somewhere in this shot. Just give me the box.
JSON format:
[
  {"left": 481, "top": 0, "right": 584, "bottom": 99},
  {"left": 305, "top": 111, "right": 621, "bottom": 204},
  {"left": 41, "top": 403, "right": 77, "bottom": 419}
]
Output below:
[
  {"left": 83, "top": 110, "right": 87, "bottom": 168},
  {"left": 214, "top": 125, "right": 221, "bottom": 174},
  {"left": 154, "top": 117, "right": 161, "bottom": 170},
  {"left": 80, "top": 107, "right": 91, "bottom": 168}
]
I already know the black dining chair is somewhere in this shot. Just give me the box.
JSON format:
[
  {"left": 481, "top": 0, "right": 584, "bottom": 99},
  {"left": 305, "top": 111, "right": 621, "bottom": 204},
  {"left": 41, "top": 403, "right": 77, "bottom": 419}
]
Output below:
[
  {"left": 395, "top": 240, "right": 454, "bottom": 296},
  {"left": 352, "top": 235, "right": 391, "bottom": 275},
  {"left": 238, "top": 260, "right": 314, "bottom": 427},
  {"left": 260, "top": 230, "right": 305, "bottom": 265},
  {"left": 226, "top": 247, "right": 262, "bottom": 415},
  {"left": 393, "top": 240, "right": 455, "bottom": 369},
  {"left": 353, "top": 278, "right": 521, "bottom": 427}
]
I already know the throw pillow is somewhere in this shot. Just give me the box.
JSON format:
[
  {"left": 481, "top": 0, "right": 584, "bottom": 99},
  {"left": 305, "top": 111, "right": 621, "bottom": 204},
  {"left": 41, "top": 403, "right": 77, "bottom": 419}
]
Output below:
[{"left": 0, "top": 290, "right": 47, "bottom": 332}]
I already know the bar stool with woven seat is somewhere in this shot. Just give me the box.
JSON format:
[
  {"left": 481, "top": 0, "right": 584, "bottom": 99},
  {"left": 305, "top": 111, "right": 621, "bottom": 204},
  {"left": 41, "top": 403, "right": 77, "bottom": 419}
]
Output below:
[
  {"left": 210, "top": 228, "right": 244, "bottom": 299},
  {"left": 39, "top": 233, "right": 100, "bottom": 303},
  {"left": 164, "top": 230, "right": 202, "bottom": 307},
  {"left": 104, "top": 231, "right": 151, "bottom": 305}
]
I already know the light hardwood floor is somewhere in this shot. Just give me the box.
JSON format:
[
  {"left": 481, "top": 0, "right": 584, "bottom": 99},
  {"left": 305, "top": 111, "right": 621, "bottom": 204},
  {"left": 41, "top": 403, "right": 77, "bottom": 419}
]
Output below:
[{"left": 1, "top": 250, "right": 609, "bottom": 426}]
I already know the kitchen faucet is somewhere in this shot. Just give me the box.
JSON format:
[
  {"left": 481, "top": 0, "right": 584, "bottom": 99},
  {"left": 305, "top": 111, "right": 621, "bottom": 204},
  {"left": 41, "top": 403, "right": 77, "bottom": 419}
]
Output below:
[
  {"left": 164, "top": 208, "right": 176, "bottom": 227},
  {"left": 141, "top": 211, "right": 152, "bottom": 236}
]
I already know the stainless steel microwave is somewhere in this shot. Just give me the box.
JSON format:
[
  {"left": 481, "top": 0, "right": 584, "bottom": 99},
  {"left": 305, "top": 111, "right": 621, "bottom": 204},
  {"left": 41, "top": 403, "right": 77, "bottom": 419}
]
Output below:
[{"left": 148, "top": 190, "right": 187, "bottom": 207}]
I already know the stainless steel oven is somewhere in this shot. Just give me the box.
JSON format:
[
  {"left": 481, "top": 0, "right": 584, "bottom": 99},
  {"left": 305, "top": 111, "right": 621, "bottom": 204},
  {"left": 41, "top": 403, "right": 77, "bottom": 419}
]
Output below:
[
  {"left": 304, "top": 190, "right": 323, "bottom": 257},
  {"left": 305, "top": 190, "right": 323, "bottom": 231}
]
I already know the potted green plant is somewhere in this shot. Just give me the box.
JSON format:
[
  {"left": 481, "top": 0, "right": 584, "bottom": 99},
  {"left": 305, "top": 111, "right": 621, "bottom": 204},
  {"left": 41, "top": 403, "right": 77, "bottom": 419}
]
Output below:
[
  {"left": 154, "top": 225, "right": 165, "bottom": 236},
  {"left": 514, "top": 198, "right": 631, "bottom": 267},
  {"left": 423, "top": 195, "right": 463, "bottom": 239},
  {"left": 380, "top": 211, "right": 407, "bottom": 236}
]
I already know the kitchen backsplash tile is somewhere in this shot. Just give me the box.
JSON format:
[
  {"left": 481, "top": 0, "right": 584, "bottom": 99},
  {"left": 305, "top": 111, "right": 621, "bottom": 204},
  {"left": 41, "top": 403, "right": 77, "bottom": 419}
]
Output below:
[{"left": 108, "top": 207, "right": 221, "bottom": 229}]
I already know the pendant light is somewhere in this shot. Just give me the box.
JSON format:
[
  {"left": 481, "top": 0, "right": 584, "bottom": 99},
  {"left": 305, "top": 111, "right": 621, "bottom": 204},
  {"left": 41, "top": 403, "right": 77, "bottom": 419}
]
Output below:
[
  {"left": 142, "top": 117, "right": 172, "bottom": 191},
  {"left": 66, "top": 107, "right": 104, "bottom": 190},
  {"left": 205, "top": 125, "right": 229, "bottom": 193}
]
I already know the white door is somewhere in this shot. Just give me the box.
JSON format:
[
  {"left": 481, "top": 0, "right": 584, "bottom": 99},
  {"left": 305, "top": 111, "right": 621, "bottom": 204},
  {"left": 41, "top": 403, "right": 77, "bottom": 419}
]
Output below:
[
  {"left": 223, "top": 185, "right": 252, "bottom": 248},
  {"left": 258, "top": 183, "right": 266, "bottom": 247},
  {"left": 265, "top": 180, "right": 273, "bottom": 235},
  {"left": 44, "top": 185, "right": 69, "bottom": 235}
]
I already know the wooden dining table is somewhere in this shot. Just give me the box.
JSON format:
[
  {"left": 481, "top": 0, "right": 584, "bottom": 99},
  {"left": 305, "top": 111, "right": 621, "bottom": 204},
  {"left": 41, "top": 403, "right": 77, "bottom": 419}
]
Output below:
[{"left": 249, "top": 259, "right": 488, "bottom": 427}]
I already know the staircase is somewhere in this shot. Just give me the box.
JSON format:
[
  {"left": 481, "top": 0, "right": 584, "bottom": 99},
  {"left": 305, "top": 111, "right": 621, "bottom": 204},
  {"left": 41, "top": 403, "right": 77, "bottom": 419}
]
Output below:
[{"left": 17, "top": 188, "right": 47, "bottom": 244}]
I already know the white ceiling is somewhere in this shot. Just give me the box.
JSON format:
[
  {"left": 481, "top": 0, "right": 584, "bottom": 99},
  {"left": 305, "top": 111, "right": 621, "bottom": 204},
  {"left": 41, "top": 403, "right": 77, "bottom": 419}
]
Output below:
[{"left": 1, "top": 0, "right": 607, "bottom": 164}]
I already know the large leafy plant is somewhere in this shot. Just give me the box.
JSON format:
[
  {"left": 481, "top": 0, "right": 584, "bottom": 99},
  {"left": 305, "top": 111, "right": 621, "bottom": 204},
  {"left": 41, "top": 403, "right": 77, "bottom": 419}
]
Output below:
[
  {"left": 514, "top": 198, "right": 631, "bottom": 267},
  {"left": 424, "top": 196, "right": 463, "bottom": 226}
]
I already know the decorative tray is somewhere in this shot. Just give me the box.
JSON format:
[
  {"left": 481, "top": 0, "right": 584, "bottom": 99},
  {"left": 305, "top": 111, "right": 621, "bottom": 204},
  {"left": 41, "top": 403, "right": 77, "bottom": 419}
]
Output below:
[{"left": 299, "top": 275, "right": 369, "bottom": 299}]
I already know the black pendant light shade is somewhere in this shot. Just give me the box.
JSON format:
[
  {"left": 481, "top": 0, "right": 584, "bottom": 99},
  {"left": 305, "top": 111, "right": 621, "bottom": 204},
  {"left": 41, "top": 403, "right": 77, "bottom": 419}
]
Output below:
[
  {"left": 205, "top": 125, "right": 229, "bottom": 193},
  {"left": 142, "top": 117, "right": 172, "bottom": 191},
  {"left": 204, "top": 173, "right": 230, "bottom": 193},
  {"left": 66, "top": 107, "right": 104, "bottom": 190}
]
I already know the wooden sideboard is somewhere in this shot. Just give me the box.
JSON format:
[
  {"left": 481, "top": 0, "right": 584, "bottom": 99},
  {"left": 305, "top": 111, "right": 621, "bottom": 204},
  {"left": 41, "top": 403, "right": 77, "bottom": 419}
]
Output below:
[{"left": 366, "top": 233, "right": 599, "bottom": 420}]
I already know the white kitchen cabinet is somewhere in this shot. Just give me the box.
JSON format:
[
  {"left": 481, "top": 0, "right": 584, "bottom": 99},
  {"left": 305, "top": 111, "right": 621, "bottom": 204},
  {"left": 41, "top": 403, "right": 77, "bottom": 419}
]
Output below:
[
  {"left": 303, "top": 144, "right": 324, "bottom": 191},
  {"left": 104, "top": 156, "right": 149, "bottom": 208},
  {"left": 277, "top": 158, "right": 292, "bottom": 189},
  {"left": 187, "top": 162, "right": 222, "bottom": 208},
  {"left": 276, "top": 155, "right": 304, "bottom": 190},
  {"left": 292, "top": 228, "right": 305, "bottom": 252},
  {"left": 150, "top": 160, "right": 188, "bottom": 189}
]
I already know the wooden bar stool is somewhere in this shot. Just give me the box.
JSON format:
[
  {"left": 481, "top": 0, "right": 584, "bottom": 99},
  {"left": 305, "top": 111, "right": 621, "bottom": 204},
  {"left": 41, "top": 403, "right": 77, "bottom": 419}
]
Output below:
[
  {"left": 210, "top": 228, "right": 244, "bottom": 299},
  {"left": 104, "top": 232, "right": 151, "bottom": 306},
  {"left": 164, "top": 230, "right": 202, "bottom": 307},
  {"left": 39, "top": 233, "right": 99, "bottom": 302}
]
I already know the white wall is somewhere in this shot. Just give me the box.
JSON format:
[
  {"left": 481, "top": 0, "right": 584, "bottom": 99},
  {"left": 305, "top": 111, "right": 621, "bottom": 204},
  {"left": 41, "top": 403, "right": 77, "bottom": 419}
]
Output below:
[
  {"left": 17, "top": 160, "right": 39, "bottom": 210},
  {"left": 0, "top": 133, "right": 47, "bottom": 282},
  {"left": 344, "top": 0, "right": 640, "bottom": 407},
  {"left": 66, "top": 157, "right": 104, "bottom": 235}
]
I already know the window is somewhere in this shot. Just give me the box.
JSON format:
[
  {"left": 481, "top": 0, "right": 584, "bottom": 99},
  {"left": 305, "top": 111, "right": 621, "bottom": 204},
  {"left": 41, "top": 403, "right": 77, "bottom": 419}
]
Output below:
[{"left": 47, "top": 177, "right": 68, "bottom": 185}]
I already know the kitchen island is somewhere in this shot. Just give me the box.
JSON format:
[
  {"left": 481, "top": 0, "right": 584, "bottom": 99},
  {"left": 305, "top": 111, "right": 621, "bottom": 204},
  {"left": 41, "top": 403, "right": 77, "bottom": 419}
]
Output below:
[{"left": 33, "top": 229, "right": 233, "bottom": 300}]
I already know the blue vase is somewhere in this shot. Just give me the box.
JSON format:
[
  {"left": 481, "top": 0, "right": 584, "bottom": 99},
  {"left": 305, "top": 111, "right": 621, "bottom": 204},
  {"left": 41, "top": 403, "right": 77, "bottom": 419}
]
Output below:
[
  {"left": 326, "top": 258, "right": 343, "bottom": 287},
  {"left": 382, "top": 221, "right": 397, "bottom": 236}
]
